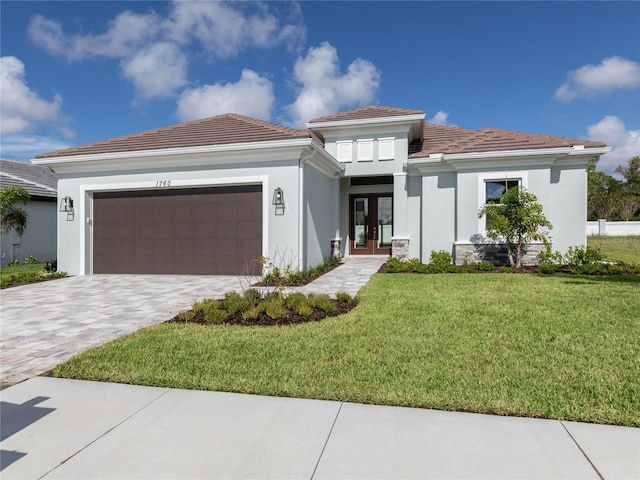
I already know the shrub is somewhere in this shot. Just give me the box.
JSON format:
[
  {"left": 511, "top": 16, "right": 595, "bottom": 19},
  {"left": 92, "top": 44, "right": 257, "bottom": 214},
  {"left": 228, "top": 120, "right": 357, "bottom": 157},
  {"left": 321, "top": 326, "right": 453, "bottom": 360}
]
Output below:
[
  {"left": 177, "top": 311, "right": 195, "bottom": 322},
  {"left": 285, "top": 271, "right": 305, "bottom": 285},
  {"left": 538, "top": 249, "right": 564, "bottom": 266},
  {"left": 309, "top": 294, "right": 335, "bottom": 313},
  {"left": 24, "top": 255, "right": 38, "bottom": 264},
  {"left": 223, "top": 291, "right": 249, "bottom": 314},
  {"left": 429, "top": 250, "right": 452, "bottom": 267},
  {"left": 537, "top": 263, "right": 560, "bottom": 275},
  {"left": 7, "top": 259, "right": 19, "bottom": 266},
  {"left": 627, "top": 263, "right": 640, "bottom": 275},
  {"left": 265, "top": 298, "right": 287, "bottom": 319},
  {"left": 192, "top": 298, "right": 218, "bottom": 312},
  {"left": 386, "top": 257, "right": 408, "bottom": 273},
  {"left": 572, "top": 263, "right": 603, "bottom": 275},
  {"left": 474, "top": 261, "right": 495, "bottom": 271},
  {"left": 204, "top": 307, "right": 228, "bottom": 325},
  {"left": 499, "top": 266, "right": 516, "bottom": 273},
  {"left": 565, "top": 245, "right": 603, "bottom": 265},
  {"left": 296, "top": 304, "right": 313, "bottom": 317},
  {"left": 44, "top": 259, "right": 57, "bottom": 273},
  {"left": 284, "top": 292, "right": 309, "bottom": 310},
  {"left": 335, "top": 291, "right": 353, "bottom": 302},
  {"left": 243, "top": 288, "right": 263, "bottom": 306},
  {"left": 242, "top": 305, "right": 264, "bottom": 321},
  {"left": 605, "top": 263, "right": 624, "bottom": 275}
]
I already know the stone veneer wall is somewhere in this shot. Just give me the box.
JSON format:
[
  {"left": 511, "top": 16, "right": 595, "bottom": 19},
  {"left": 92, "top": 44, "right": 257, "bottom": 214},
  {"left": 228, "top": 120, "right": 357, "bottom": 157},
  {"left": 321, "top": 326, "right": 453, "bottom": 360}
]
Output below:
[
  {"left": 454, "top": 243, "right": 546, "bottom": 266},
  {"left": 391, "top": 238, "right": 409, "bottom": 260}
]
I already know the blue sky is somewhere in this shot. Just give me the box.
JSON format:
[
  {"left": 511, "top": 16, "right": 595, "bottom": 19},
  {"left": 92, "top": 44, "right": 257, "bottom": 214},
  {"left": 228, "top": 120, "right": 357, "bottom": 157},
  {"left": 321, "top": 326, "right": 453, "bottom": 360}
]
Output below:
[{"left": 1, "top": 1, "right": 638, "bottom": 174}]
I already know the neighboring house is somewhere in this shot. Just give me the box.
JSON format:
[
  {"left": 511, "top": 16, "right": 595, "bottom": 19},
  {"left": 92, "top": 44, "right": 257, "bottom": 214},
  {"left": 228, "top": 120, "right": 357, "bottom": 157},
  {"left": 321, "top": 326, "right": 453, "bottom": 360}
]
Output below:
[
  {"left": 32, "top": 106, "right": 609, "bottom": 276},
  {"left": 0, "top": 159, "right": 58, "bottom": 266}
]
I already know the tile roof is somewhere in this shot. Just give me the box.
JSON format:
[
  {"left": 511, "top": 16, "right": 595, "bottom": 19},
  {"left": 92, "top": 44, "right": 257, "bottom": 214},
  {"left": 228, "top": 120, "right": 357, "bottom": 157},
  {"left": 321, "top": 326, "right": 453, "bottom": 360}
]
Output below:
[
  {"left": 409, "top": 124, "right": 606, "bottom": 158},
  {"left": 0, "top": 159, "right": 57, "bottom": 198},
  {"left": 308, "top": 106, "right": 424, "bottom": 124},
  {"left": 36, "top": 113, "right": 316, "bottom": 159}
]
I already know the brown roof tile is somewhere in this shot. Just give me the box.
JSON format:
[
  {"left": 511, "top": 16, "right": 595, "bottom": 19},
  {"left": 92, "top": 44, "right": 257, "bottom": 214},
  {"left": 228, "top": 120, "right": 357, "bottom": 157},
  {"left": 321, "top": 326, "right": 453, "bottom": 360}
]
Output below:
[
  {"left": 409, "top": 124, "right": 606, "bottom": 158},
  {"left": 308, "top": 106, "right": 424, "bottom": 124},
  {"left": 36, "top": 113, "right": 314, "bottom": 159}
]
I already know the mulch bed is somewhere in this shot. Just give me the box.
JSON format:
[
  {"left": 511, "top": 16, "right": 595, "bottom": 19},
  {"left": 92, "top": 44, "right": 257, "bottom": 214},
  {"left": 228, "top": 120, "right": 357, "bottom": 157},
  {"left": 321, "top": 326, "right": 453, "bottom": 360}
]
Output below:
[
  {"left": 166, "top": 298, "right": 358, "bottom": 327},
  {"left": 253, "top": 262, "right": 342, "bottom": 287}
]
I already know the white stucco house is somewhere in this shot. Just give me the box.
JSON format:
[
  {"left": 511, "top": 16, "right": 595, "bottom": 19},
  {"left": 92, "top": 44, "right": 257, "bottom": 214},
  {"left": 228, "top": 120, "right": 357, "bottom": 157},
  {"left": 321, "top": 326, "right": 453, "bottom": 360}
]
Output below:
[
  {"left": 32, "top": 106, "right": 609, "bottom": 275},
  {"left": 1, "top": 159, "right": 58, "bottom": 266}
]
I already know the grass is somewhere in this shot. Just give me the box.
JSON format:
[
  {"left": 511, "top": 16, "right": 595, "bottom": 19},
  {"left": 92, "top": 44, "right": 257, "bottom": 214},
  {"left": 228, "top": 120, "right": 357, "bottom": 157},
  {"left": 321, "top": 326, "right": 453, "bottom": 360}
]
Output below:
[
  {"left": 54, "top": 274, "right": 640, "bottom": 426},
  {"left": 588, "top": 235, "right": 640, "bottom": 264},
  {"left": 1, "top": 262, "right": 66, "bottom": 288}
]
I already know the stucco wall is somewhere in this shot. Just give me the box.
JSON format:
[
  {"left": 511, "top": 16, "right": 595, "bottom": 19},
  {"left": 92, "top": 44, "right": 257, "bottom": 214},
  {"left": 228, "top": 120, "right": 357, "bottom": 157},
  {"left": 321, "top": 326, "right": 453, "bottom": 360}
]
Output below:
[
  {"left": 546, "top": 164, "right": 588, "bottom": 252},
  {"left": 55, "top": 161, "right": 301, "bottom": 275},
  {"left": 0, "top": 200, "right": 57, "bottom": 266},
  {"left": 303, "top": 163, "right": 339, "bottom": 270},
  {"left": 421, "top": 171, "right": 456, "bottom": 257}
]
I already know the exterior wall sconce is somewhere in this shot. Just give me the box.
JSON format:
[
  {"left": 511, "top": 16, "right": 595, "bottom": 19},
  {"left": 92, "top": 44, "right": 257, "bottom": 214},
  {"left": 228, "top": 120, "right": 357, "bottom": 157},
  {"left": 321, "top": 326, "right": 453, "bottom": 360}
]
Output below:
[
  {"left": 272, "top": 187, "right": 285, "bottom": 215},
  {"left": 59, "top": 196, "right": 74, "bottom": 212}
]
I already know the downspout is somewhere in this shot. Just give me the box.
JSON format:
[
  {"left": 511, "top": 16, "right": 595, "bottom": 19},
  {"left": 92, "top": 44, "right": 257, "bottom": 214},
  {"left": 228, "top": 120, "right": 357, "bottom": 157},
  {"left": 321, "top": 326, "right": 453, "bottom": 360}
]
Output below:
[{"left": 298, "top": 147, "right": 315, "bottom": 271}]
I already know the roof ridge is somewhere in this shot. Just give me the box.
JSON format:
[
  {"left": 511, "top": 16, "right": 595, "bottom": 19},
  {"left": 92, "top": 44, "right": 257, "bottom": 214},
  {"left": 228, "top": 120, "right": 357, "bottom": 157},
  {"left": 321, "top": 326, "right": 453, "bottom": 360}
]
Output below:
[{"left": 0, "top": 171, "right": 57, "bottom": 192}]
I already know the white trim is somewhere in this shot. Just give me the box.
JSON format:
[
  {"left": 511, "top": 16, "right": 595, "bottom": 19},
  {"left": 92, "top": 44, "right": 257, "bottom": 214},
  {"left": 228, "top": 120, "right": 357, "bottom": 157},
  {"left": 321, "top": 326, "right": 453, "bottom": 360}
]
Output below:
[
  {"left": 79, "top": 175, "right": 269, "bottom": 275},
  {"left": 477, "top": 171, "right": 528, "bottom": 235},
  {"left": 307, "top": 114, "right": 425, "bottom": 130}
]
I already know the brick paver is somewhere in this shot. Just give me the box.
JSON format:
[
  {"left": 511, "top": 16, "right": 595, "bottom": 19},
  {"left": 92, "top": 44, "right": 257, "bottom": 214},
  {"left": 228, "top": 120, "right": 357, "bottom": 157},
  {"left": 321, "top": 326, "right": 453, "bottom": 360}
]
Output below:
[{"left": 0, "top": 257, "right": 385, "bottom": 387}]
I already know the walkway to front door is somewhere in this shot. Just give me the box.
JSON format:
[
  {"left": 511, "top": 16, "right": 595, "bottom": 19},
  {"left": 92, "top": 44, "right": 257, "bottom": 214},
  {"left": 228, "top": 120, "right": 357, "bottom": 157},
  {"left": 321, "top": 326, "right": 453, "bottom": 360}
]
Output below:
[{"left": 349, "top": 193, "right": 392, "bottom": 255}]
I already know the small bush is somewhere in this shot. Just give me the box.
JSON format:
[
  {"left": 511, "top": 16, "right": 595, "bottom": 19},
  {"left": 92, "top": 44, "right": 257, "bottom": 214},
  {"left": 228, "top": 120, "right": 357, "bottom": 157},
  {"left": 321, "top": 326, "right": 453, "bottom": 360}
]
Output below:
[
  {"left": 605, "top": 263, "right": 624, "bottom": 275},
  {"left": 243, "top": 288, "right": 263, "bottom": 306},
  {"left": 285, "top": 271, "right": 305, "bottom": 285},
  {"left": 242, "top": 306, "right": 264, "bottom": 321},
  {"left": 627, "top": 263, "right": 640, "bottom": 275},
  {"left": 24, "top": 255, "right": 38, "bottom": 264},
  {"left": 7, "top": 259, "right": 19, "bottom": 267},
  {"left": 565, "top": 245, "right": 603, "bottom": 265},
  {"left": 223, "top": 291, "right": 249, "bottom": 314},
  {"left": 309, "top": 294, "right": 336, "bottom": 313},
  {"left": 44, "top": 259, "right": 58, "bottom": 273},
  {"left": 499, "top": 266, "right": 516, "bottom": 273},
  {"left": 537, "top": 263, "right": 560, "bottom": 275},
  {"left": 284, "top": 292, "right": 309, "bottom": 310},
  {"left": 265, "top": 298, "right": 287, "bottom": 319},
  {"left": 177, "top": 311, "right": 195, "bottom": 322},
  {"left": 205, "top": 307, "right": 228, "bottom": 325},
  {"left": 429, "top": 250, "right": 452, "bottom": 267},
  {"left": 296, "top": 304, "right": 313, "bottom": 317},
  {"left": 474, "top": 261, "right": 495, "bottom": 271},
  {"left": 386, "top": 257, "right": 409, "bottom": 273},
  {"left": 335, "top": 291, "right": 353, "bottom": 302},
  {"left": 572, "top": 263, "right": 603, "bottom": 275},
  {"left": 192, "top": 298, "right": 218, "bottom": 312}
]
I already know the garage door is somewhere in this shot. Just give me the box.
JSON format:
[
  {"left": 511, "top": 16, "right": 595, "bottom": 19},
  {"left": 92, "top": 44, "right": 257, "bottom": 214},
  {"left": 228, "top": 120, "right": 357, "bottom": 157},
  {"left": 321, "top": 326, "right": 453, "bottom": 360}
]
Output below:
[{"left": 93, "top": 185, "right": 262, "bottom": 275}]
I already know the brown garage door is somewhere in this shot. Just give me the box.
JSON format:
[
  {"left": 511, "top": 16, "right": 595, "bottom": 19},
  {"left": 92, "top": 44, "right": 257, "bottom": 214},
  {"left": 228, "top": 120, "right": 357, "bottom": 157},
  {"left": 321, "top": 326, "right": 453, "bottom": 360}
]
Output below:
[{"left": 93, "top": 185, "right": 262, "bottom": 275}]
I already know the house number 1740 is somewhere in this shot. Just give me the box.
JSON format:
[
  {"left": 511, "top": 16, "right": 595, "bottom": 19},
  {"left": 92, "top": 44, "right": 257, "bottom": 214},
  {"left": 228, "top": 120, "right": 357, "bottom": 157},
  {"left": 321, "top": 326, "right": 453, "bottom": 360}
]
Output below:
[{"left": 155, "top": 180, "right": 172, "bottom": 187}]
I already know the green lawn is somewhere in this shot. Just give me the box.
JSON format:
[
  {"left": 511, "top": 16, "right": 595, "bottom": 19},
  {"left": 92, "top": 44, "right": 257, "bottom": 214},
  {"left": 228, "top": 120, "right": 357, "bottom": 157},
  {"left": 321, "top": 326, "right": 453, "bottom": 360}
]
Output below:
[
  {"left": 588, "top": 235, "right": 640, "bottom": 264},
  {"left": 0, "top": 262, "right": 47, "bottom": 276},
  {"left": 54, "top": 274, "right": 640, "bottom": 426}
]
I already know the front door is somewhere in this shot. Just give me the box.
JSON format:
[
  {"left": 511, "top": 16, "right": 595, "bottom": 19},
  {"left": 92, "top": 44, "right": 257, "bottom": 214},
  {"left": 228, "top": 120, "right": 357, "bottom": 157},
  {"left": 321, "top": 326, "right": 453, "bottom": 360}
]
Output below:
[{"left": 350, "top": 194, "right": 392, "bottom": 255}]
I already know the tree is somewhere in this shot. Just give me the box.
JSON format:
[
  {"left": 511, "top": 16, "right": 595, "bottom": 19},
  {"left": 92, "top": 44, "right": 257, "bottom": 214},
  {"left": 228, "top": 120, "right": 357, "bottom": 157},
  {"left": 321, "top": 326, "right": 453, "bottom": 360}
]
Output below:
[
  {"left": 615, "top": 156, "right": 640, "bottom": 197},
  {"left": 478, "top": 187, "right": 552, "bottom": 268},
  {"left": 587, "top": 164, "right": 621, "bottom": 220},
  {"left": 0, "top": 186, "right": 30, "bottom": 236}
]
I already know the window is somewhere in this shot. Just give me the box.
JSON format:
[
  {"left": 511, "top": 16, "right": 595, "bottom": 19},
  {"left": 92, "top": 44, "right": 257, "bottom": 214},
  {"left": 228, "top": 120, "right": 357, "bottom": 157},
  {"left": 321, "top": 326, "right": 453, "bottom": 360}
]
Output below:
[
  {"left": 378, "top": 137, "right": 394, "bottom": 160},
  {"left": 477, "top": 172, "right": 528, "bottom": 234},
  {"left": 357, "top": 139, "right": 373, "bottom": 161},
  {"left": 336, "top": 141, "right": 352, "bottom": 162},
  {"left": 485, "top": 179, "right": 519, "bottom": 204}
]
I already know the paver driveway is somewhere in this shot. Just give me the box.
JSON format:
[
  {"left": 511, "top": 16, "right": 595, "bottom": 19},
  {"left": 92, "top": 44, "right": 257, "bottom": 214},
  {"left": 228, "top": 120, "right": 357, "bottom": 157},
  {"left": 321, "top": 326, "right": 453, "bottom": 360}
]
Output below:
[{"left": 0, "top": 274, "right": 249, "bottom": 387}]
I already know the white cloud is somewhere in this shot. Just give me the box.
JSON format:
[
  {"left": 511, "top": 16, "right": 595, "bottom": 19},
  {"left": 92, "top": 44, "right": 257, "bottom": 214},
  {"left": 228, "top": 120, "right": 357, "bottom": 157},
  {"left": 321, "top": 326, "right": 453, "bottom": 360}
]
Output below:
[
  {"left": 28, "top": 2, "right": 305, "bottom": 104},
  {"left": 429, "top": 111, "right": 456, "bottom": 126},
  {"left": 166, "top": 1, "right": 305, "bottom": 58},
  {"left": 176, "top": 69, "right": 274, "bottom": 122},
  {"left": 286, "top": 42, "right": 381, "bottom": 128},
  {"left": 121, "top": 42, "right": 188, "bottom": 100},
  {"left": 28, "top": 11, "right": 161, "bottom": 61},
  {"left": 0, "top": 56, "right": 62, "bottom": 134},
  {"left": 555, "top": 56, "right": 640, "bottom": 101},
  {"left": 0, "top": 133, "right": 70, "bottom": 160},
  {"left": 587, "top": 116, "right": 640, "bottom": 174}
]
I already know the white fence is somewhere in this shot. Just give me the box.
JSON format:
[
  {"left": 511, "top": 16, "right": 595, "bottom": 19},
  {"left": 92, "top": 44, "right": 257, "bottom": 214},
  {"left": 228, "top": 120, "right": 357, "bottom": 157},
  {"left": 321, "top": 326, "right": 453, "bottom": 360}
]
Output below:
[{"left": 587, "top": 220, "right": 640, "bottom": 236}]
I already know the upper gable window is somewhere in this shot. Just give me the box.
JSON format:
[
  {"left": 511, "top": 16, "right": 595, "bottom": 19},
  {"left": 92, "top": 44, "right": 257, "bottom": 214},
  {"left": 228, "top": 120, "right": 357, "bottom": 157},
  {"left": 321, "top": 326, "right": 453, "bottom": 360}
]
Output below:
[
  {"left": 336, "top": 141, "right": 352, "bottom": 162},
  {"left": 378, "top": 137, "right": 394, "bottom": 160},
  {"left": 357, "top": 139, "right": 374, "bottom": 162}
]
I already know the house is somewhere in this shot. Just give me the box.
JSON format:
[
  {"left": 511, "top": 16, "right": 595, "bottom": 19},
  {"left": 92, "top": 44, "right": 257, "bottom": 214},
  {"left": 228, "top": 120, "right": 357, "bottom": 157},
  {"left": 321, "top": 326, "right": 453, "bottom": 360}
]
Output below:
[
  {"left": 0, "top": 158, "right": 58, "bottom": 266},
  {"left": 32, "top": 106, "right": 609, "bottom": 275}
]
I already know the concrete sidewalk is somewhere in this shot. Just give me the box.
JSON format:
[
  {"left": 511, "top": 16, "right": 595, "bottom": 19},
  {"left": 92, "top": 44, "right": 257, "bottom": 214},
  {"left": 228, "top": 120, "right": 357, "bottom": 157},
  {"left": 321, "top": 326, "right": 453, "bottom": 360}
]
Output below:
[{"left": 1, "top": 377, "right": 638, "bottom": 479}]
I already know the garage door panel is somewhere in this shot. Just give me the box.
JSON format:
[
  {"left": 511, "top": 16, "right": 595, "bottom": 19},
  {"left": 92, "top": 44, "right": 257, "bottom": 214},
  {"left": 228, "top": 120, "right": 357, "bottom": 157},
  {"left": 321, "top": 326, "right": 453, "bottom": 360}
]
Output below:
[{"left": 93, "top": 185, "right": 262, "bottom": 274}]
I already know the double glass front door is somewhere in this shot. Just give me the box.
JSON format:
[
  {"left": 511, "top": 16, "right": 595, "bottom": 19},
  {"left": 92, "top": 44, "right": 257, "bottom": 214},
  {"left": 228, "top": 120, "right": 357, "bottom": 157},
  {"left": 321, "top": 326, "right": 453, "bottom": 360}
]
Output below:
[{"left": 350, "top": 194, "right": 392, "bottom": 255}]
